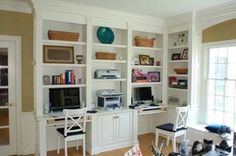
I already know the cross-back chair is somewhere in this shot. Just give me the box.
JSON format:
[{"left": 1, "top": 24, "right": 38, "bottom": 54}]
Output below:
[
  {"left": 155, "top": 105, "right": 190, "bottom": 152},
  {"left": 57, "top": 108, "right": 87, "bottom": 156}
]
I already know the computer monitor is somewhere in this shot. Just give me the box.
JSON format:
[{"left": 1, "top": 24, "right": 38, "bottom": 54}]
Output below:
[{"left": 135, "top": 87, "right": 153, "bottom": 102}]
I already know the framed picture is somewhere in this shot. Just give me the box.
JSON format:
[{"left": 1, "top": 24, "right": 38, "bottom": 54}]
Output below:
[
  {"left": 43, "top": 75, "right": 50, "bottom": 85},
  {"left": 171, "top": 53, "right": 181, "bottom": 60},
  {"left": 147, "top": 71, "right": 160, "bottom": 82},
  {"left": 139, "top": 55, "right": 150, "bottom": 65},
  {"left": 149, "top": 57, "right": 154, "bottom": 65},
  {"left": 43, "top": 45, "right": 74, "bottom": 63},
  {"left": 181, "top": 48, "right": 188, "bottom": 60}
]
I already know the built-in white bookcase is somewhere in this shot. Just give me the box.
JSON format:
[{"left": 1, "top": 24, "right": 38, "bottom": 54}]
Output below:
[
  {"left": 131, "top": 30, "right": 164, "bottom": 103},
  {"left": 39, "top": 20, "right": 87, "bottom": 114},
  {"left": 91, "top": 25, "right": 128, "bottom": 107},
  {"left": 167, "top": 30, "right": 189, "bottom": 106}
]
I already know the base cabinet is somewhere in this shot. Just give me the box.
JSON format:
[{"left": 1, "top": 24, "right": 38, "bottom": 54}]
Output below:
[
  {"left": 87, "top": 110, "right": 137, "bottom": 155},
  {"left": 98, "top": 113, "right": 116, "bottom": 145}
]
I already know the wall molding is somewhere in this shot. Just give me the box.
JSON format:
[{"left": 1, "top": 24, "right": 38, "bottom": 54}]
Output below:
[
  {"left": 30, "top": 0, "right": 165, "bottom": 27},
  {"left": 196, "top": 1, "right": 236, "bottom": 31},
  {"left": 0, "top": 0, "right": 32, "bottom": 13}
]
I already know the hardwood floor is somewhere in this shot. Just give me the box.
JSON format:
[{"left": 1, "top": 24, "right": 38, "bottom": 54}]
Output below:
[{"left": 46, "top": 133, "right": 174, "bottom": 156}]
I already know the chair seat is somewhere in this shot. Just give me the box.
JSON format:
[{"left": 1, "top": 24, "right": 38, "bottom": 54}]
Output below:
[
  {"left": 57, "top": 127, "right": 85, "bottom": 137},
  {"left": 156, "top": 123, "right": 187, "bottom": 132}
]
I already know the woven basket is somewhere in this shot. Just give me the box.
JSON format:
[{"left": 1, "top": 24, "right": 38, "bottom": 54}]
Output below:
[
  {"left": 174, "top": 68, "right": 188, "bottom": 74},
  {"left": 95, "top": 52, "right": 116, "bottom": 60},
  {"left": 48, "top": 30, "right": 80, "bottom": 41},
  {"left": 134, "top": 36, "right": 155, "bottom": 47}
]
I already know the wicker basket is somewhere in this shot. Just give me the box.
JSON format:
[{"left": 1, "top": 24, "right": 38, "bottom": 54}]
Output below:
[
  {"left": 95, "top": 52, "right": 116, "bottom": 60},
  {"left": 48, "top": 30, "right": 80, "bottom": 41},
  {"left": 174, "top": 68, "right": 188, "bottom": 74},
  {"left": 134, "top": 36, "right": 155, "bottom": 47}
]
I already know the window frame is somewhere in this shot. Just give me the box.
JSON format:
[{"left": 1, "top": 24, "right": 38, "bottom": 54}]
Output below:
[{"left": 202, "top": 39, "right": 236, "bottom": 125}]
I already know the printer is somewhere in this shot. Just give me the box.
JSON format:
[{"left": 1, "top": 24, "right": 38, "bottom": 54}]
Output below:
[
  {"left": 94, "top": 69, "right": 121, "bottom": 79},
  {"left": 97, "top": 89, "right": 123, "bottom": 109}
]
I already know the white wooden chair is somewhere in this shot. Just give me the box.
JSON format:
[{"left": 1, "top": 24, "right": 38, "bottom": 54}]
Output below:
[
  {"left": 57, "top": 108, "right": 87, "bottom": 156},
  {"left": 155, "top": 105, "right": 190, "bottom": 152}
]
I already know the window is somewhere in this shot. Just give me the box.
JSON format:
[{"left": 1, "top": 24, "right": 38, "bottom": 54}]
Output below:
[{"left": 205, "top": 45, "right": 236, "bottom": 129}]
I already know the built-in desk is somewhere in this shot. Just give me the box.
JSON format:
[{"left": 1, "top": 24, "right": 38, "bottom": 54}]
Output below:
[
  {"left": 36, "top": 108, "right": 139, "bottom": 156},
  {"left": 36, "top": 111, "right": 95, "bottom": 156}
]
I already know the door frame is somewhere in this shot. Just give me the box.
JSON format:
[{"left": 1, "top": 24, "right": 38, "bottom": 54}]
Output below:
[{"left": 0, "top": 35, "right": 22, "bottom": 155}]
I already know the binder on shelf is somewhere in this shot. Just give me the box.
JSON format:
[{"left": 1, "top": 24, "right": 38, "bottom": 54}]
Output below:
[{"left": 65, "top": 70, "right": 71, "bottom": 84}]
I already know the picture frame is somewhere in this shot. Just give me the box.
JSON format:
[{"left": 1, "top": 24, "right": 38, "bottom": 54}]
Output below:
[
  {"left": 147, "top": 71, "right": 160, "bottom": 82},
  {"left": 149, "top": 57, "right": 154, "bottom": 65},
  {"left": 43, "top": 45, "right": 74, "bottom": 63},
  {"left": 43, "top": 75, "right": 50, "bottom": 85},
  {"left": 181, "top": 48, "right": 188, "bottom": 60},
  {"left": 171, "top": 53, "right": 181, "bottom": 60},
  {"left": 139, "top": 55, "right": 150, "bottom": 65}
]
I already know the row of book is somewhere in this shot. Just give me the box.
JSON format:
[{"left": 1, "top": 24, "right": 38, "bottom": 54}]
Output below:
[{"left": 52, "top": 70, "right": 75, "bottom": 85}]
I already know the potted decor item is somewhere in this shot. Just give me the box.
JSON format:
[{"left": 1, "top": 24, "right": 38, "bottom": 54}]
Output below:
[{"left": 97, "top": 27, "right": 115, "bottom": 44}]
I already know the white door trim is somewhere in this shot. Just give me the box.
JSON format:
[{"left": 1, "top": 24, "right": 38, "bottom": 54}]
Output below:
[{"left": 0, "top": 35, "right": 22, "bottom": 155}]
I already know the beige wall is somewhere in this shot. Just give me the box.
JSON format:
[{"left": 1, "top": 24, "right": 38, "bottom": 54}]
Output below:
[
  {"left": 0, "top": 10, "right": 33, "bottom": 112},
  {"left": 202, "top": 19, "right": 236, "bottom": 43}
]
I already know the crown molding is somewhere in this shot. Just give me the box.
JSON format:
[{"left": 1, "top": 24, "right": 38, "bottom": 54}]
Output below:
[
  {"left": 0, "top": 0, "right": 32, "bottom": 13},
  {"left": 31, "top": 0, "right": 165, "bottom": 27},
  {"left": 196, "top": 1, "right": 236, "bottom": 31}
]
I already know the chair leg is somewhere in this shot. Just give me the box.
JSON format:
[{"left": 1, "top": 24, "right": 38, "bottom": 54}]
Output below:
[
  {"left": 57, "top": 135, "right": 60, "bottom": 154},
  {"left": 172, "top": 136, "right": 176, "bottom": 152},
  {"left": 83, "top": 136, "right": 86, "bottom": 156},
  {"left": 155, "top": 131, "right": 159, "bottom": 147},
  {"left": 166, "top": 136, "right": 170, "bottom": 146},
  {"left": 76, "top": 140, "right": 79, "bottom": 150},
  {"left": 65, "top": 141, "right": 68, "bottom": 156},
  {"left": 184, "top": 132, "right": 187, "bottom": 141}
]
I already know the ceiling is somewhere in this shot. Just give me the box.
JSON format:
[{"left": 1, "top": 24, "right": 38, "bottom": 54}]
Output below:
[{"left": 64, "top": 0, "right": 234, "bottom": 18}]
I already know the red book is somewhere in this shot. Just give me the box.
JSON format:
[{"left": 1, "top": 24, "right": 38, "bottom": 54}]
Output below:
[{"left": 71, "top": 70, "right": 75, "bottom": 84}]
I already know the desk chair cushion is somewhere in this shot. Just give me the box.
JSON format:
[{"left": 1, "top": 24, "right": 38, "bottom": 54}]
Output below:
[
  {"left": 156, "top": 123, "right": 187, "bottom": 132},
  {"left": 57, "top": 127, "right": 85, "bottom": 137}
]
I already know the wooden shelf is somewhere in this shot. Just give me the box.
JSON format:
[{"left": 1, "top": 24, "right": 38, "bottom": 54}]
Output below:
[
  {"left": 0, "top": 86, "right": 8, "bottom": 89},
  {"left": 132, "top": 46, "right": 162, "bottom": 51},
  {"left": 168, "top": 88, "right": 187, "bottom": 92},
  {"left": 169, "top": 45, "right": 188, "bottom": 50},
  {"left": 43, "top": 63, "right": 86, "bottom": 67},
  {"left": 131, "top": 82, "right": 162, "bottom": 86},
  {"left": 43, "top": 84, "right": 86, "bottom": 88},
  {"left": 92, "top": 79, "right": 126, "bottom": 82},
  {"left": 0, "top": 66, "right": 8, "bottom": 69},
  {"left": 93, "top": 43, "right": 127, "bottom": 48},
  {"left": 168, "top": 74, "right": 188, "bottom": 77},
  {"left": 92, "top": 59, "right": 126, "bottom": 64},
  {"left": 169, "top": 60, "right": 188, "bottom": 63},
  {"left": 43, "top": 40, "right": 86, "bottom": 46},
  {"left": 132, "top": 65, "right": 162, "bottom": 69}
]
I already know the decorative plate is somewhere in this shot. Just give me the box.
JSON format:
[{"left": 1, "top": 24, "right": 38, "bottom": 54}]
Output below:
[{"left": 96, "top": 27, "right": 115, "bottom": 44}]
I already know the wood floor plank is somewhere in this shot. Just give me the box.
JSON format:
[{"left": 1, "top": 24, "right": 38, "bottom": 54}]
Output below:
[{"left": 44, "top": 133, "right": 174, "bottom": 156}]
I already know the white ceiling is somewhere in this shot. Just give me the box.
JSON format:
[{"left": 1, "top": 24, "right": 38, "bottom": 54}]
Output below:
[{"left": 65, "top": 0, "right": 234, "bottom": 18}]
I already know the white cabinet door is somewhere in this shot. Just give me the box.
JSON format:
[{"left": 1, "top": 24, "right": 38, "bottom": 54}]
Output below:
[
  {"left": 116, "top": 112, "right": 132, "bottom": 142},
  {"left": 98, "top": 114, "right": 116, "bottom": 145}
]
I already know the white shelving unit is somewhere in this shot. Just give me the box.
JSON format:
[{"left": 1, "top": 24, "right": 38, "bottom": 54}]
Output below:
[
  {"left": 167, "top": 30, "right": 191, "bottom": 107},
  {"left": 130, "top": 29, "right": 164, "bottom": 104},
  {"left": 35, "top": 18, "right": 88, "bottom": 115},
  {"left": 91, "top": 25, "right": 128, "bottom": 107}
]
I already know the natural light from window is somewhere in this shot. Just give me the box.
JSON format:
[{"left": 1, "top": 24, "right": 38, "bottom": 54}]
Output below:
[{"left": 206, "top": 45, "right": 236, "bottom": 130}]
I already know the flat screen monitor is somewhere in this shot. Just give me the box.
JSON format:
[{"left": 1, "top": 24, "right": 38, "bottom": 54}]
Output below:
[
  {"left": 49, "top": 87, "right": 80, "bottom": 112},
  {"left": 135, "top": 87, "right": 153, "bottom": 102}
]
